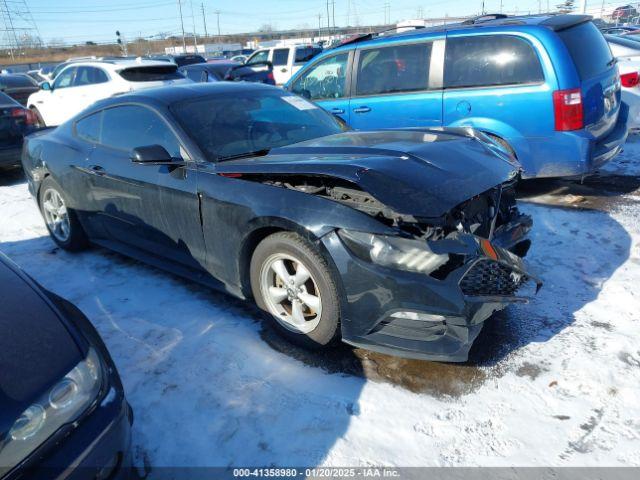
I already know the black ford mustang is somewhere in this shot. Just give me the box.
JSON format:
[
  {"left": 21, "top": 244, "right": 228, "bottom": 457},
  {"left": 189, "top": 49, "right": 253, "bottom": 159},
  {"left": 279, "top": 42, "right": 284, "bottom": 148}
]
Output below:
[{"left": 22, "top": 82, "right": 540, "bottom": 362}]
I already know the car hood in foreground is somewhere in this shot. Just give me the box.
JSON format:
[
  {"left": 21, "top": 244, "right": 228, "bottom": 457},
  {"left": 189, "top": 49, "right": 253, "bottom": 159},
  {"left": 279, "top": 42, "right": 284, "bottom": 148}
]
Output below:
[
  {"left": 0, "top": 254, "right": 83, "bottom": 437},
  {"left": 215, "top": 130, "right": 519, "bottom": 219}
]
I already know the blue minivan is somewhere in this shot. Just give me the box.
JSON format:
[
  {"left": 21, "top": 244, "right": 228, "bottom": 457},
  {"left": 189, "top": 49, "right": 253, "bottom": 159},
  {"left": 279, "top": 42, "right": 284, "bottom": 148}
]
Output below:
[{"left": 285, "top": 14, "right": 628, "bottom": 178}]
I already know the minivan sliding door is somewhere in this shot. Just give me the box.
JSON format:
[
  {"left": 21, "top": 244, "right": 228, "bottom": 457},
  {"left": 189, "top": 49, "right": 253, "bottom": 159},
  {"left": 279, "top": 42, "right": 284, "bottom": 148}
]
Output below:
[{"left": 348, "top": 38, "right": 444, "bottom": 130}]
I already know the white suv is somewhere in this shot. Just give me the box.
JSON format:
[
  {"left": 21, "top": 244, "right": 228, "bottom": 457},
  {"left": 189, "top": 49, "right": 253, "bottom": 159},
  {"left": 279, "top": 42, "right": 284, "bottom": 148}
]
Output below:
[
  {"left": 27, "top": 59, "right": 192, "bottom": 127},
  {"left": 245, "top": 45, "right": 322, "bottom": 85}
]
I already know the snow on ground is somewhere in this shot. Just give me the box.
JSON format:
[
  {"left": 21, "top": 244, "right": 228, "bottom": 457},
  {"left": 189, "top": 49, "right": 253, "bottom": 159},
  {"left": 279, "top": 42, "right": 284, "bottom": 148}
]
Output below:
[{"left": 1, "top": 141, "right": 639, "bottom": 469}]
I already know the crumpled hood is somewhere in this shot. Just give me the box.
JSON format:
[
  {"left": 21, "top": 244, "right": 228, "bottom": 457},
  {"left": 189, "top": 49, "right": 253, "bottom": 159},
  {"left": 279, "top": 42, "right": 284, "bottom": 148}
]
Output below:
[
  {"left": 215, "top": 130, "right": 519, "bottom": 218},
  {"left": 0, "top": 255, "right": 82, "bottom": 439}
]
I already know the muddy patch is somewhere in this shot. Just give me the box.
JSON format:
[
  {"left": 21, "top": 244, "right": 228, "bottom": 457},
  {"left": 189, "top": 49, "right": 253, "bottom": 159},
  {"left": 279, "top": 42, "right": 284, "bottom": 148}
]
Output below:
[
  {"left": 590, "top": 320, "right": 614, "bottom": 332},
  {"left": 260, "top": 325, "right": 489, "bottom": 398},
  {"left": 516, "top": 362, "right": 545, "bottom": 380},
  {"left": 517, "top": 174, "right": 640, "bottom": 212}
]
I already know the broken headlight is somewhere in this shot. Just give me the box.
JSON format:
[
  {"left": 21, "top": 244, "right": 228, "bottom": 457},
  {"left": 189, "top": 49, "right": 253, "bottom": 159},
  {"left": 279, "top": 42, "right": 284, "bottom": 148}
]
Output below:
[
  {"left": 0, "top": 349, "right": 103, "bottom": 471},
  {"left": 338, "top": 229, "right": 450, "bottom": 275}
]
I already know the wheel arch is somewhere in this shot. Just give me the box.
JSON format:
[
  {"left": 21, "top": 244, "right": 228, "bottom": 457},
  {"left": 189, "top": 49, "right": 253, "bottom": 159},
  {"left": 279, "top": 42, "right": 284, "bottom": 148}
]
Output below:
[{"left": 237, "top": 218, "right": 341, "bottom": 300}]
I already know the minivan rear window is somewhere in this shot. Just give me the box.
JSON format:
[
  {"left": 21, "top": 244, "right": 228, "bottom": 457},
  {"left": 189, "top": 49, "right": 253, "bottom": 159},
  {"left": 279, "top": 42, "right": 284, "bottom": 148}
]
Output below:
[
  {"left": 444, "top": 35, "right": 544, "bottom": 89},
  {"left": 558, "top": 22, "right": 614, "bottom": 80},
  {"left": 119, "top": 66, "right": 184, "bottom": 82}
]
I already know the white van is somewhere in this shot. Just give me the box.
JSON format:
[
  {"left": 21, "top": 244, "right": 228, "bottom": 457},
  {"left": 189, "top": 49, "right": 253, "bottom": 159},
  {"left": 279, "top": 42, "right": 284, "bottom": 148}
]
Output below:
[{"left": 245, "top": 45, "right": 323, "bottom": 85}]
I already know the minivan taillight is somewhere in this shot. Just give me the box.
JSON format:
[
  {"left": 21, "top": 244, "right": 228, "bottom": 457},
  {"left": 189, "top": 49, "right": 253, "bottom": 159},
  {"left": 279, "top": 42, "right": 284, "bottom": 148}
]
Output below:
[
  {"left": 553, "top": 88, "right": 583, "bottom": 131},
  {"left": 621, "top": 71, "right": 640, "bottom": 88}
]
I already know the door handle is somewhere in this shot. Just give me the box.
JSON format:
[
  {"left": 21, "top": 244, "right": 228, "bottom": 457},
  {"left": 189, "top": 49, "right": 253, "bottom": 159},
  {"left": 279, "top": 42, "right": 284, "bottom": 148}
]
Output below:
[
  {"left": 88, "top": 165, "right": 106, "bottom": 176},
  {"left": 353, "top": 106, "right": 371, "bottom": 114},
  {"left": 330, "top": 108, "right": 345, "bottom": 115},
  {"left": 280, "top": 68, "right": 288, "bottom": 73}
]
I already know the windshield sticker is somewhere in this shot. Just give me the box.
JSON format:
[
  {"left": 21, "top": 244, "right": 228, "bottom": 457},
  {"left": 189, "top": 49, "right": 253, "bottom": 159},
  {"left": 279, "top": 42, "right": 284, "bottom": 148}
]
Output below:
[{"left": 282, "top": 96, "right": 318, "bottom": 110}]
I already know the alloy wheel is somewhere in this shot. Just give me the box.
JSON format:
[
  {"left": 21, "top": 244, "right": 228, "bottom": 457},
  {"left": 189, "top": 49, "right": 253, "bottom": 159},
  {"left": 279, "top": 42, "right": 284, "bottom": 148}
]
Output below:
[
  {"left": 259, "top": 253, "right": 323, "bottom": 334},
  {"left": 42, "top": 188, "right": 70, "bottom": 243}
]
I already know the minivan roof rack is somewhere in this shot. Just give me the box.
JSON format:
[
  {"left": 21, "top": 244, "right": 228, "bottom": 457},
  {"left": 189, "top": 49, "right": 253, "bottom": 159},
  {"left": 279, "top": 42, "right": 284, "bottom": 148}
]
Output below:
[
  {"left": 462, "top": 13, "right": 508, "bottom": 25},
  {"left": 331, "top": 25, "right": 425, "bottom": 49},
  {"left": 331, "top": 13, "right": 593, "bottom": 48}
]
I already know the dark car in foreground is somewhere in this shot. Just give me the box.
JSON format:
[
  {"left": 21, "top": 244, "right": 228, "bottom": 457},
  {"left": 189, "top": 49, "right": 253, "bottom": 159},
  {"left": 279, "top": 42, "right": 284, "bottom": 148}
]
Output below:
[
  {"left": 0, "top": 252, "right": 132, "bottom": 479},
  {"left": 0, "top": 74, "right": 39, "bottom": 106},
  {"left": 179, "top": 60, "right": 275, "bottom": 85},
  {"left": 0, "top": 92, "right": 36, "bottom": 170},
  {"left": 21, "top": 82, "right": 540, "bottom": 362}
]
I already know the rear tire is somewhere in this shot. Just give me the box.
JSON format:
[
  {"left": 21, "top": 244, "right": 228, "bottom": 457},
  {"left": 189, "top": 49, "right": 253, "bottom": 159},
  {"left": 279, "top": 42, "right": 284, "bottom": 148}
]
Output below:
[
  {"left": 39, "top": 177, "right": 89, "bottom": 251},
  {"left": 250, "top": 232, "right": 341, "bottom": 348},
  {"left": 30, "top": 107, "right": 46, "bottom": 128}
]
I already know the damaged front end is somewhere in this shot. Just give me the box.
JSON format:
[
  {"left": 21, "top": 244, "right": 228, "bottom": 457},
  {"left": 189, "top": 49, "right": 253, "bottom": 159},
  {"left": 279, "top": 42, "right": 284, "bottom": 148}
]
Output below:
[
  {"left": 216, "top": 128, "right": 541, "bottom": 361},
  {"left": 239, "top": 172, "right": 540, "bottom": 362}
]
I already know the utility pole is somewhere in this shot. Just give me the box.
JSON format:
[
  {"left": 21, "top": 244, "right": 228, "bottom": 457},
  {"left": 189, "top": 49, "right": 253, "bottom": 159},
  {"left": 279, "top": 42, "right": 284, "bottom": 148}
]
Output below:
[
  {"left": 215, "top": 10, "right": 221, "bottom": 38},
  {"left": 201, "top": 2, "right": 208, "bottom": 38},
  {"left": 177, "top": 0, "right": 187, "bottom": 52},
  {"left": 326, "top": 0, "right": 330, "bottom": 33},
  {"left": 579, "top": 0, "right": 587, "bottom": 14},
  {"left": 190, "top": 0, "right": 197, "bottom": 50},
  {"left": 332, "top": 0, "right": 335, "bottom": 31},
  {"left": 318, "top": 13, "right": 322, "bottom": 38}
]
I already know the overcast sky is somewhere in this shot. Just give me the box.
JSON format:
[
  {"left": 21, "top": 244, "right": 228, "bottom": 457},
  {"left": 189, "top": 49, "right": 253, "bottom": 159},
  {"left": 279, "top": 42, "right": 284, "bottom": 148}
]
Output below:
[{"left": 19, "top": 0, "right": 622, "bottom": 45}]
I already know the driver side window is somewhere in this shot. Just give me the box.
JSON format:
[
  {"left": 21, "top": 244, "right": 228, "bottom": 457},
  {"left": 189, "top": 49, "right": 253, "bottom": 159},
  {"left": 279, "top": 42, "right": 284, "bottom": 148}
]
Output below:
[
  {"left": 247, "top": 50, "right": 269, "bottom": 65},
  {"left": 291, "top": 53, "right": 349, "bottom": 101},
  {"left": 53, "top": 67, "right": 77, "bottom": 90}
]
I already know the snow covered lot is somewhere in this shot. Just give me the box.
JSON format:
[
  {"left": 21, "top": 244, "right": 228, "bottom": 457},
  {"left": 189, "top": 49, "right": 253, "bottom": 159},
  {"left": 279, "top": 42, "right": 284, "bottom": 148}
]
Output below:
[{"left": 1, "top": 139, "right": 639, "bottom": 469}]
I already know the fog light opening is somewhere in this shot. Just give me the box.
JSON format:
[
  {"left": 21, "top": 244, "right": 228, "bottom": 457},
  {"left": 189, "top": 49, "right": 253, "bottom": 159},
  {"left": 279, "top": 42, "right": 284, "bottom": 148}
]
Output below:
[{"left": 390, "top": 311, "right": 447, "bottom": 323}]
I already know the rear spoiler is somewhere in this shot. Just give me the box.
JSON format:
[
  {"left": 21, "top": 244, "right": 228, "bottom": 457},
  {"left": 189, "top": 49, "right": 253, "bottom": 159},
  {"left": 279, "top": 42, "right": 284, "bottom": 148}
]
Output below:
[{"left": 540, "top": 14, "right": 592, "bottom": 31}]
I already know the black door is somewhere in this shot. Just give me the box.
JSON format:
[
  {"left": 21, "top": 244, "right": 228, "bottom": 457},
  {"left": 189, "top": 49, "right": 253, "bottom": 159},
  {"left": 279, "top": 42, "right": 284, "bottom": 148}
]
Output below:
[{"left": 83, "top": 104, "right": 206, "bottom": 270}]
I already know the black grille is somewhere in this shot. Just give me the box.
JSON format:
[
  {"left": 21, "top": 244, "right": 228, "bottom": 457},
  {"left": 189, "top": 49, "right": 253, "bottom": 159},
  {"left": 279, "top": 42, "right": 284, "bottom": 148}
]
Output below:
[{"left": 460, "top": 260, "right": 527, "bottom": 297}]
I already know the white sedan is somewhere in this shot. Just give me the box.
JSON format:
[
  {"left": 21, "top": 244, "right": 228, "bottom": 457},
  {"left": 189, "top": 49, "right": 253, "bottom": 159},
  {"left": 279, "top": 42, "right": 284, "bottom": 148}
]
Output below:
[
  {"left": 27, "top": 58, "right": 192, "bottom": 127},
  {"left": 606, "top": 35, "right": 640, "bottom": 129}
]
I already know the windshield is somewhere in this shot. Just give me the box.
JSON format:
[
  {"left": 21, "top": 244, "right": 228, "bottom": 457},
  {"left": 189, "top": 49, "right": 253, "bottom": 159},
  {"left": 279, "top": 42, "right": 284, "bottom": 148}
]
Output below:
[
  {"left": 171, "top": 88, "right": 347, "bottom": 161},
  {"left": 0, "top": 75, "right": 37, "bottom": 88},
  {"left": 119, "top": 65, "right": 184, "bottom": 82}
]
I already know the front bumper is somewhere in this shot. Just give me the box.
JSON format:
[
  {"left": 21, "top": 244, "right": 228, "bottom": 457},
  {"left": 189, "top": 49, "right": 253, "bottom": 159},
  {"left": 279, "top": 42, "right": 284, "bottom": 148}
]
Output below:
[
  {"left": 323, "top": 227, "right": 540, "bottom": 362},
  {"left": 3, "top": 295, "right": 133, "bottom": 480}
]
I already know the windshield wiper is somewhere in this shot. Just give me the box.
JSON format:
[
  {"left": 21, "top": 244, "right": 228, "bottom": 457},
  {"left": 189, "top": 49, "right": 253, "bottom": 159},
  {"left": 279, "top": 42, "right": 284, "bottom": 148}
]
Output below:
[{"left": 217, "top": 149, "right": 271, "bottom": 162}]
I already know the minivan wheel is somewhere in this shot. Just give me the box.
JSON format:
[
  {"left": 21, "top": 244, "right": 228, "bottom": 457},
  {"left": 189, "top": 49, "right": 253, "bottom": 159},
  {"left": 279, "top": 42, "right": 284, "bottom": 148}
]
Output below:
[
  {"left": 250, "top": 232, "right": 341, "bottom": 348},
  {"left": 39, "top": 177, "right": 88, "bottom": 251},
  {"left": 30, "top": 107, "right": 46, "bottom": 128}
]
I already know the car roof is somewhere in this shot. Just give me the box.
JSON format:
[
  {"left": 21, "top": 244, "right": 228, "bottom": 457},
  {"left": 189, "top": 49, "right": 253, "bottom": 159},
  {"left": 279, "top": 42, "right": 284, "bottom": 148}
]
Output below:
[
  {"left": 331, "top": 13, "right": 592, "bottom": 50},
  {"left": 102, "top": 81, "right": 277, "bottom": 106},
  {"left": 59, "top": 58, "right": 175, "bottom": 71}
]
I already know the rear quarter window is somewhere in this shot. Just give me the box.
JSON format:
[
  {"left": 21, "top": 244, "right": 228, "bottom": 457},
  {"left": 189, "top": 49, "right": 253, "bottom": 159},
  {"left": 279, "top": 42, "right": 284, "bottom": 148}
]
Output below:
[
  {"left": 444, "top": 35, "right": 544, "bottom": 88},
  {"left": 119, "top": 66, "right": 184, "bottom": 82},
  {"left": 558, "top": 22, "right": 614, "bottom": 80},
  {"left": 75, "top": 111, "right": 102, "bottom": 143}
]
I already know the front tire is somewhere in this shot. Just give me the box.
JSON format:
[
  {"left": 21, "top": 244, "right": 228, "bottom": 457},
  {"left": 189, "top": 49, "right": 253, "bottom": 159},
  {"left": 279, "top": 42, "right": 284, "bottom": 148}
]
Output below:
[
  {"left": 250, "top": 232, "right": 341, "bottom": 348},
  {"left": 39, "top": 177, "right": 88, "bottom": 251}
]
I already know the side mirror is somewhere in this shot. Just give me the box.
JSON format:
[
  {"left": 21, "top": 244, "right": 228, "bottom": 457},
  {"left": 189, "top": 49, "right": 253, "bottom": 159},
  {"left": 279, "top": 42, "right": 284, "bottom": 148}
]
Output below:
[
  {"left": 41, "top": 82, "right": 51, "bottom": 91},
  {"left": 131, "top": 145, "right": 184, "bottom": 166}
]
